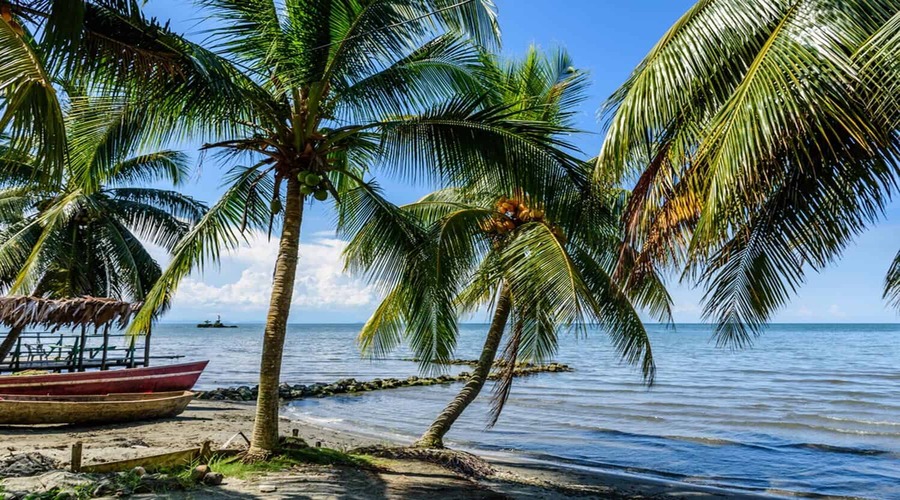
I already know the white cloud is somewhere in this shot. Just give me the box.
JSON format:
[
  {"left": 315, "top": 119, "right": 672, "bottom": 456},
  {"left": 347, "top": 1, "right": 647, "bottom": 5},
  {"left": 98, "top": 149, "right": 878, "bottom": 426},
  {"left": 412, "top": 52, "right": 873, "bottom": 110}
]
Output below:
[
  {"left": 828, "top": 304, "right": 846, "bottom": 318},
  {"left": 171, "top": 232, "right": 375, "bottom": 313},
  {"left": 795, "top": 306, "right": 813, "bottom": 318}
]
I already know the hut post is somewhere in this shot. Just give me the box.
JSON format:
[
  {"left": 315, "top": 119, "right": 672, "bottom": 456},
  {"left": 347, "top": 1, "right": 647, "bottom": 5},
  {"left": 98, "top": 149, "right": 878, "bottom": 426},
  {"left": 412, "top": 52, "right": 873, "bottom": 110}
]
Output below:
[
  {"left": 0, "top": 325, "right": 25, "bottom": 365},
  {"left": 100, "top": 323, "right": 111, "bottom": 370},
  {"left": 13, "top": 335, "right": 21, "bottom": 371},
  {"left": 127, "top": 334, "right": 137, "bottom": 368},
  {"left": 143, "top": 324, "right": 152, "bottom": 367},
  {"left": 77, "top": 324, "right": 87, "bottom": 372}
]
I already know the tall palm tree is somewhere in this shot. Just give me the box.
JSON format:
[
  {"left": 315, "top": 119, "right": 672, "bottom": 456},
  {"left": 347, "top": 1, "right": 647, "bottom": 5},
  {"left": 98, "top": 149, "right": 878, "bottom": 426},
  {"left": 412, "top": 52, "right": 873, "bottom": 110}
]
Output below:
[
  {"left": 0, "top": 94, "right": 206, "bottom": 360},
  {"left": 343, "top": 48, "right": 670, "bottom": 448},
  {"left": 120, "top": 1, "right": 586, "bottom": 459},
  {"left": 597, "top": 0, "right": 900, "bottom": 346}
]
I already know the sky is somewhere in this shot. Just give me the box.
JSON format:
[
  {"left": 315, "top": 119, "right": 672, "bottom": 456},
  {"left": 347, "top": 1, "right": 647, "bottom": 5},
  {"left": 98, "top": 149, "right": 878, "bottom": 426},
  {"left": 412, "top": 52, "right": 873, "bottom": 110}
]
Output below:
[{"left": 142, "top": 0, "right": 900, "bottom": 324}]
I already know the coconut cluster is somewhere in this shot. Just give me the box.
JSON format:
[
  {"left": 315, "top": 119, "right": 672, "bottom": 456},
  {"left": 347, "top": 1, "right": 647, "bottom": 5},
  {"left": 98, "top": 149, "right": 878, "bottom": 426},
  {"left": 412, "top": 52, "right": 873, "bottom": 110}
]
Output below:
[
  {"left": 296, "top": 171, "right": 330, "bottom": 201},
  {"left": 482, "top": 196, "right": 545, "bottom": 235},
  {"left": 1, "top": 6, "right": 24, "bottom": 35}
]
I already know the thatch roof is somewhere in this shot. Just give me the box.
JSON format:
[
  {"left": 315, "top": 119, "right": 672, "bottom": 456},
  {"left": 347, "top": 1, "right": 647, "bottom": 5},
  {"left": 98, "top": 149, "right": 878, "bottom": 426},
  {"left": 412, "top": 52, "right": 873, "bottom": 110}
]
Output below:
[{"left": 0, "top": 296, "right": 141, "bottom": 330}]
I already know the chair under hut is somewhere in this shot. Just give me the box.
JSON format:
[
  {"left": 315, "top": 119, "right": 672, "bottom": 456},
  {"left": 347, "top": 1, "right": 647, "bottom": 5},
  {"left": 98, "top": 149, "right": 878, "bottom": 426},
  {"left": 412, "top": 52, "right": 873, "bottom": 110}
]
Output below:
[{"left": 0, "top": 296, "right": 152, "bottom": 373}]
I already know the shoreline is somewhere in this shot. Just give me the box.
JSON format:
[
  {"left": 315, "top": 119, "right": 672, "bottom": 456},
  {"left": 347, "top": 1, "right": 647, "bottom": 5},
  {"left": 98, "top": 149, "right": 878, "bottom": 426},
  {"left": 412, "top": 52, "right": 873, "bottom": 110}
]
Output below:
[
  {"left": 0, "top": 400, "right": 795, "bottom": 499},
  {"left": 285, "top": 408, "right": 800, "bottom": 500}
]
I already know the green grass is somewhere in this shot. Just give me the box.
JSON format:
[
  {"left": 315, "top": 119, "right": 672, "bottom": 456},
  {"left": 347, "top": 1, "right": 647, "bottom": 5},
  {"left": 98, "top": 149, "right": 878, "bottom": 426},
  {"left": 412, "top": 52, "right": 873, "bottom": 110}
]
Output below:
[{"left": 207, "top": 447, "right": 375, "bottom": 480}]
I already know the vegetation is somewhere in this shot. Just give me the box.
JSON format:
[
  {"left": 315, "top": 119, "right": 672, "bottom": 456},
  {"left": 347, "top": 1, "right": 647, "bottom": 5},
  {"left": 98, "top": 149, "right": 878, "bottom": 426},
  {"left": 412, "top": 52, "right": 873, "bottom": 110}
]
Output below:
[
  {"left": 0, "top": 92, "right": 203, "bottom": 361},
  {"left": 208, "top": 447, "right": 376, "bottom": 479},
  {"left": 3, "top": 0, "right": 898, "bottom": 472},
  {"left": 343, "top": 47, "right": 669, "bottom": 448},
  {"left": 98, "top": 0, "right": 591, "bottom": 459},
  {"left": 346, "top": 179, "right": 668, "bottom": 447},
  {"left": 343, "top": 48, "right": 668, "bottom": 447},
  {"left": 598, "top": 0, "right": 900, "bottom": 346},
  {"left": 0, "top": 95, "right": 204, "bottom": 300}
]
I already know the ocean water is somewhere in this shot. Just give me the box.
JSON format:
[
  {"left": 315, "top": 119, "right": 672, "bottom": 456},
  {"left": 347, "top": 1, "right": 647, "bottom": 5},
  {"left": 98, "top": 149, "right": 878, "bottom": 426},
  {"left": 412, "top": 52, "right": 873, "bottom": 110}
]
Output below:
[{"left": 150, "top": 323, "right": 900, "bottom": 499}]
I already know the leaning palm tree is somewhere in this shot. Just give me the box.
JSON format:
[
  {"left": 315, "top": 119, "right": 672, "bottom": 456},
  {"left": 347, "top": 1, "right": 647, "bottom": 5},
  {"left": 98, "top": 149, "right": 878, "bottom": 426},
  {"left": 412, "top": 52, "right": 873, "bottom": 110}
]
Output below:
[
  {"left": 343, "top": 170, "right": 669, "bottom": 448},
  {"left": 0, "top": 94, "right": 205, "bottom": 361},
  {"left": 121, "top": 1, "right": 586, "bottom": 459},
  {"left": 598, "top": 0, "right": 900, "bottom": 346},
  {"left": 341, "top": 47, "right": 669, "bottom": 448}
]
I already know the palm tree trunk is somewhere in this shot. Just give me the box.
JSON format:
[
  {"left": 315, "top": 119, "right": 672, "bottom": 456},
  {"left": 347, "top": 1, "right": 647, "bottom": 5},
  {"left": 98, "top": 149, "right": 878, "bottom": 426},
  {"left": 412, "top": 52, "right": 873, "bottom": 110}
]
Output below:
[
  {"left": 246, "top": 176, "right": 304, "bottom": 460},
  {"left": 0, "top": 326, "right": 24, "bottom": 364},
  {"left": 415, "top": 283, "right": 512, "bottom": 448}
]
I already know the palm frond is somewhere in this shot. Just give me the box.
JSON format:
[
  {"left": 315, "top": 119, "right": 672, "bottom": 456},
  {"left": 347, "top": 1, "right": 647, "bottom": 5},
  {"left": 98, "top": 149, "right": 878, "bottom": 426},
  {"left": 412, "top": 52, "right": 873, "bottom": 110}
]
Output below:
[
  {"left": 127, "top": 164, "right": 273, "bottom": 334},
  {"left": 0, "top": 18, "right": 66, "bottom": 183}
]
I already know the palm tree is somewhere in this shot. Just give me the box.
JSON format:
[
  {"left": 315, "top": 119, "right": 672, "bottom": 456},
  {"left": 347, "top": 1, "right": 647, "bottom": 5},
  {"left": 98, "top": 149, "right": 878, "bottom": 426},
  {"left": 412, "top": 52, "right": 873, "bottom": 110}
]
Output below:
[
  {"left": 597, "top": 0, "right": 900, "bottom": 346},
  {"left": 343, "top": 48, "right": 670, "bottom": 448},
  {"left": 1, "top": 0, "right": 219, "bottom": 183},
  {"left": 119, "top": 1, "right": 587, "bottom": 459},
  {"left": 0, "top": 94, "right": 206, "bottom": 361},
  {"left": 343, "top": 174, "right": 668, "bottom": 448}
]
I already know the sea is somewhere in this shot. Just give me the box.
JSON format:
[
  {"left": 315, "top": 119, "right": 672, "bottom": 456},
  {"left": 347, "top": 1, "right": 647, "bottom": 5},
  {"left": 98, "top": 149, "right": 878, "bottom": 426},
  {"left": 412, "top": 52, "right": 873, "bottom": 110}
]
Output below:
[{"left": 150, "top": 323, "right": 900, "bottom": 499}]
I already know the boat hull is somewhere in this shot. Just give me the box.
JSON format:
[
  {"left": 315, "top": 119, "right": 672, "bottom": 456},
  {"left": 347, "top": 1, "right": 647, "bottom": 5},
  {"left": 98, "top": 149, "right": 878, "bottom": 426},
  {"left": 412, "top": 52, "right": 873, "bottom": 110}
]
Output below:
[
  {"left": 0, "top": 361, "right": 208, "bottom": 396},
  {"left": 0, "top": 391, "right": 195, "bottom": 425}
]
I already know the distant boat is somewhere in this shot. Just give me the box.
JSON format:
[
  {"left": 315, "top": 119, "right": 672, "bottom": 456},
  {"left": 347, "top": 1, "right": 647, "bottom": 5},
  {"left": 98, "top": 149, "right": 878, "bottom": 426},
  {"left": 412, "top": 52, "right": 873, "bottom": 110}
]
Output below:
[
  {"left": 196, "top": 315, "right": 237, "bottom": 329},
  {"left": 0, "top": 391, "right": 195, "bottom": 425},
  {"left": 0, "top": 360, "right": 208, "bottom": 396}
]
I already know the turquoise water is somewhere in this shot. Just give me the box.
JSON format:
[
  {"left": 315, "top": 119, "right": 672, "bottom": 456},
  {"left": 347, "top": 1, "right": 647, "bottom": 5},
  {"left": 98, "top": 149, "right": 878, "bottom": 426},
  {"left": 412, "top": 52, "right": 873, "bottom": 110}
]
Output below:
[{"left": 152, "top": 323, "right": 900, "bottom": 499}]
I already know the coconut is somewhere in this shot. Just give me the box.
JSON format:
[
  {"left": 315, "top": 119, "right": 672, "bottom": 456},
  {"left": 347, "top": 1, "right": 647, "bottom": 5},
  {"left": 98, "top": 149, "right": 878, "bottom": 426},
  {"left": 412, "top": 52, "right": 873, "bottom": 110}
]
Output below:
[
  {"left": 304, "top": 173, "right": 321, "bottom": 186},
  {"left": 270, "top": 198, "right": 283, "bottom": 214},
  {"left": 300, "top": 185, "right": 315, "bottom": 195},
  {"left": 314, "top": 189, "right": 329, "bottom": 201}
]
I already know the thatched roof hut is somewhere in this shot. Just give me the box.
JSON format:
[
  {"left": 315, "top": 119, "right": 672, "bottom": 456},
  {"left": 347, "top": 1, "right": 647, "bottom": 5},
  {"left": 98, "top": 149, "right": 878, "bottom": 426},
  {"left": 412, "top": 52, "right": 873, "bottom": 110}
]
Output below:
[{"left": 0, "top": 296, "right": 141, "bottom": 331}]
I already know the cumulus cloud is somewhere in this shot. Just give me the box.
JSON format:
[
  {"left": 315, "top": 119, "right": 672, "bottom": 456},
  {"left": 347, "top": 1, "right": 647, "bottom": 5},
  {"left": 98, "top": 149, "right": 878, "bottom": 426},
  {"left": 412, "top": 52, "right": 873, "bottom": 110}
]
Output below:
[{"left": 171, "top": 232, "right": 376, "bottom": 313}]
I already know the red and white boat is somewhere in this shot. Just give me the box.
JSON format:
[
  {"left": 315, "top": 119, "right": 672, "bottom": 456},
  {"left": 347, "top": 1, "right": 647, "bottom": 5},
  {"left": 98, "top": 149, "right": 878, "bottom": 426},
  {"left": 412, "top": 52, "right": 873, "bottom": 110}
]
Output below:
[{"left": 0, "top": 361, "right": 208, "bottom": 396}]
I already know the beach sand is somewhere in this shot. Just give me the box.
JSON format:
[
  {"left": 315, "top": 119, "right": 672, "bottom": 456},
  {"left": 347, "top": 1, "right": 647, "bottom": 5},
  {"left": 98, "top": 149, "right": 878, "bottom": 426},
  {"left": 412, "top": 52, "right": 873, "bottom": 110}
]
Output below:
[{"left": 0, "top": 401, "right": 769, "bottom": 499}]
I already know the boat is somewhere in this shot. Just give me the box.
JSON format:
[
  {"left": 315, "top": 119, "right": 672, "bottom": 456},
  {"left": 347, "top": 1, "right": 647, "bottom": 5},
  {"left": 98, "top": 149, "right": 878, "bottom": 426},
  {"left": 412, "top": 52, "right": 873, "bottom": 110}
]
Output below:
[
  {"left": 0, "top": 391, "right": 195, "bottom": 425},
  {"left": 196, "top": 315, "right": 237, "bottom": 329},
  {"left": 0, "top": 360, "right": 208, "bottom": 396}
]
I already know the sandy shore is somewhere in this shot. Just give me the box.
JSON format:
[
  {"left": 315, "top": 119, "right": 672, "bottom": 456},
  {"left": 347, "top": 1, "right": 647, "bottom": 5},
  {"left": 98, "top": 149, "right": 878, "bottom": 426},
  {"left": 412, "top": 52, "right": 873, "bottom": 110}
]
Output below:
[{"left": 0, "top": 400, "right": 772, "bottom": 499}]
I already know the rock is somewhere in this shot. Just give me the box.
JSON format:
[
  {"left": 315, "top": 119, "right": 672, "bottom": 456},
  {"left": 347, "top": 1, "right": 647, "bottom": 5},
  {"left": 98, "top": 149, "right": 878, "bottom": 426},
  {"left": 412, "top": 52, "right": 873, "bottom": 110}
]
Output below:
[
  {"left": 202, "top": 472, "right": 224, "bottom": 486},
  {"left": 190, "top": 464, "right": 210, "bottom": 482},
  {"left": 0, "top": 453, "right": 60, "bottom": 479},
  {"left": 136, "top": 473, "right": 185, "bottom": 493},
  {"left": 259, "top": 484, "right": 278, "bottom": 493},
  {"left": 132, "top": 466, "right": 146, "bottom": 477},
  {"left": 280, "top": 436, "right": 308, "bottom": 450},
  {"left": 92, "top": 479, "right": 115, "bottom": 497},
  {"left": 237, "top": 386, "right": 253, "bottom": 400},
  {"left": 1, "top": 471, "right": 91, "bottom": 495}
]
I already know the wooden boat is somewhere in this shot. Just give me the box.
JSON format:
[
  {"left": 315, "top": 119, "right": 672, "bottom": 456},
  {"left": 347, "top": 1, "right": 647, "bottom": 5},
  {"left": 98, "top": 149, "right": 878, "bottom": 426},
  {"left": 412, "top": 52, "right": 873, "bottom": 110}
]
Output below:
[
  {"left": 0, "top": 360, "right": 208, "bottom": 396},
  {"left": 0, "top": 391, "right": 195, "bottom": 425}
]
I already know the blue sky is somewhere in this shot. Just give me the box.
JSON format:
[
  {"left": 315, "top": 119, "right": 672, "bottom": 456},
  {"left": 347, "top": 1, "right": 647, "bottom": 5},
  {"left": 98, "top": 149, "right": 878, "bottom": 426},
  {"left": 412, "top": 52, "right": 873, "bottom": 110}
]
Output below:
[{"left": 143, "top": 0, "right": 900, "bottom": 324}]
